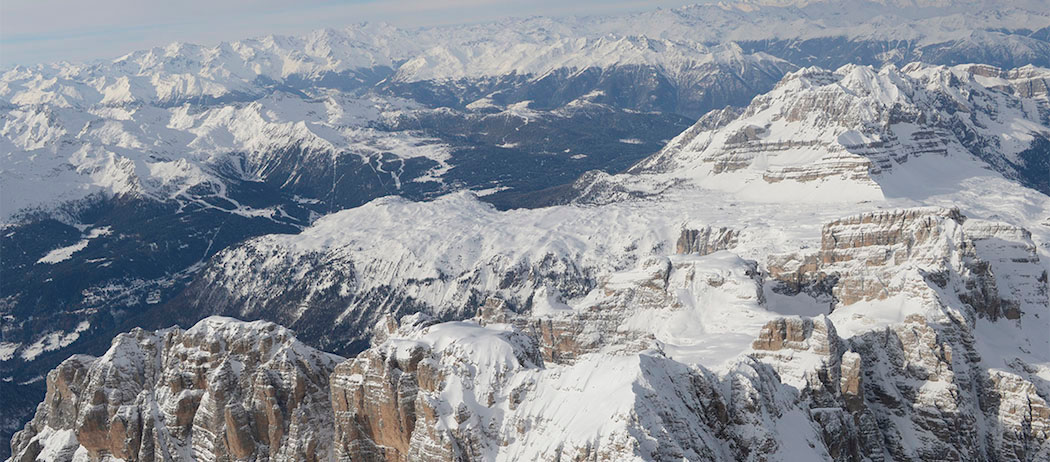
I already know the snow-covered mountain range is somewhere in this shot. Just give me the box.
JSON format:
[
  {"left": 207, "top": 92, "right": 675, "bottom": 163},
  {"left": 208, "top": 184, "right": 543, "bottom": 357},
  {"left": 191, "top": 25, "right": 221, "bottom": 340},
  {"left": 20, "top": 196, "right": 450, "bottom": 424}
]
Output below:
[
  {"left": 4, "top": 0, "right": 1049, "bottom": 220},
  {"left": 3, "top": 1, "right": 1050, "bottom": 460},
  {"left": 13, "top": 57, "right": 1050, "bottom": 459}
]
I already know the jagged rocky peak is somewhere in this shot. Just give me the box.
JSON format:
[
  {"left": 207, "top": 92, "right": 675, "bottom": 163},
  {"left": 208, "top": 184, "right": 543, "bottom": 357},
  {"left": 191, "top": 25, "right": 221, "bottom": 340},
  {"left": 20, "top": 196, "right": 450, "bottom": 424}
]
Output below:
[
  {"left": 769, "top": 206, "right": 1047, "bottom": 320},
  {"left": 9, "top": 317, "right": 342, "bottom": 462},
  {"left": 322, "top": 251, "right": 795, "bottom": 460},
  {"left": 520, "top": 251, "right": 769, "bottom": 365},
  {"left": 602, "top": 62, "right": 1050, "bottom": 202},
  {"left": 329, "top": 311, "right": 753, "bottom": 461},
  {"left": 330, "top": 313, "right": 544, "bottom": 461}
]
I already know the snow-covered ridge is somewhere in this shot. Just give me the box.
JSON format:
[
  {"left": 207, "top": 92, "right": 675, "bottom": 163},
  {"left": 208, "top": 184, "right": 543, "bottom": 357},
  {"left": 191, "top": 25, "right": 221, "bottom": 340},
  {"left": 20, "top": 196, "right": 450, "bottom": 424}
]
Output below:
[
  {"left": 392, "top": 37, "right": 785, "bottom": 83},
  {"left": 149, "top": 56, "right": 1050, "bottom": 455},
  {"left": 9, "top": 98, "right": 1050, "bottom": 462},
  {"left": 316, "top": 202, "right": 1046, "bottom": 461},
  {"left": 585, "top": 62, "right": 1050, "bottom": 202},
  {"left": 4, "top": 2, "right": 1050, "bottom": 458},
  {"left": 0, "top": 27, "right": 786, "bottom": 109},
  {"left": 0, "top": 20, "right": 792, "bottom": 222},
  {"left": 0, "top": 84, "right": 448, "bottom": 221},
  {"left": 14, "top": 207, "right": 1049, "bottom": 459}
]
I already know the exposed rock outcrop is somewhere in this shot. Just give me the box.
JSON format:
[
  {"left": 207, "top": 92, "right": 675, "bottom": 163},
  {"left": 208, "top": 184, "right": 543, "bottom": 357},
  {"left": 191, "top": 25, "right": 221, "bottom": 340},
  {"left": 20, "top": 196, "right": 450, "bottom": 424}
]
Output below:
[
  {"left": 329, "top": 305, "right": 1050, "bottom": 462},
  {"left": 9, "top": 317, "right": 342, "bottom": 462},
  {"left": 12, "top": 258, "right": 1050, "bottom": 462},
  {"left": 768, "top": 207, "right": 1048, "bottom": 320},
  {"left": 675, "top": 227, "right": 739, "bottom": 256}
]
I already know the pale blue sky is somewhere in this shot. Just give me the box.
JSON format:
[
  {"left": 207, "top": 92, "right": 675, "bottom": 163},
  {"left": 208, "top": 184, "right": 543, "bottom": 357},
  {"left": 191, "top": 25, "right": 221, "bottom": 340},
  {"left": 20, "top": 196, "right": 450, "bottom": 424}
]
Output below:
[{"left": 0, "top": 0, "right": 695, "bottom": 66}]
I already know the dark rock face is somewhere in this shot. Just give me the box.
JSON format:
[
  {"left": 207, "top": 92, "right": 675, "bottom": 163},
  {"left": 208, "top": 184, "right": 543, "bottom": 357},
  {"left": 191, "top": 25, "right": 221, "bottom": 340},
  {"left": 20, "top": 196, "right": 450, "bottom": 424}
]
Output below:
[{"left": 161, "top": 242, "right": 598, "bottom": 359}]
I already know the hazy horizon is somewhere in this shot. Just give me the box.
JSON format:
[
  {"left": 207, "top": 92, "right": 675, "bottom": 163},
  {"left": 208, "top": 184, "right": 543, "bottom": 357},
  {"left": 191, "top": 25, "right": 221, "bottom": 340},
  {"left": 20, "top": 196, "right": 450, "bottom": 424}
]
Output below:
[{"left": 0, "top": 0, "right": 694, "bottom": 66}]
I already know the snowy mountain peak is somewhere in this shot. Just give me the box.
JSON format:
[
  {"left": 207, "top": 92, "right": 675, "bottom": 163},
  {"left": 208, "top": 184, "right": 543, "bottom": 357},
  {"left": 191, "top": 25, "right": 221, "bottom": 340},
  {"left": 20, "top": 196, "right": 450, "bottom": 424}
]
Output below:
[{"left": 589, "top": 62, "right": 1050, "bottom": 202}]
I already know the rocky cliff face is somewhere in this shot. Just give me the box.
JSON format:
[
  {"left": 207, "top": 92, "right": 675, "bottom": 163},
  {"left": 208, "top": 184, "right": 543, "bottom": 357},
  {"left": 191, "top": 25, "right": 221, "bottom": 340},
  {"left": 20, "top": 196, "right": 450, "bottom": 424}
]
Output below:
[
  {"left": 330, "top": 292, "right": 1049, "bottom": 461},
  {"left": 768, "top": 207, "right": 1048, "bottom": 321},
  {"left": 9, "top": 317, "right": 342, "bottom": 462},
  {"left": 676, "top": 227, "right": 740, "bottom": 256}
]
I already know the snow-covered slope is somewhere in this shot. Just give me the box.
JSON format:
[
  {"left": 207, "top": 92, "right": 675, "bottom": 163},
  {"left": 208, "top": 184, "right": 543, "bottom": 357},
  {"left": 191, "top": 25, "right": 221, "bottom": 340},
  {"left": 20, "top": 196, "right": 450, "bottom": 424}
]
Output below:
[
  {"left": 0, "top": 38, "right": 788, "bottom": 222},
  {"left": 6, "top": 0, "right": 1047, "bottom": 106},
  {"left": 144, "top": 60, "right": 1050, "bottom": 356},
  {"left": 0, "top": 82, "right": 448, "bottom": 222},
  {"left": 14, "top": 199, "right": 1050, "bottom": 460},
  {"left": 572, "top": 62, "right": 1050, "bottom": 202}
]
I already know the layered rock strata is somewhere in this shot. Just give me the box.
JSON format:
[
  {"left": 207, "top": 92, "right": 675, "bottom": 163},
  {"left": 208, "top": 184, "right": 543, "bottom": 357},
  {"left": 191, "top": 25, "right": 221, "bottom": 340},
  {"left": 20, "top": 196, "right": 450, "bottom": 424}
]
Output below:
[
  {"left": 9, "top": 317, "right": 342, "bottom": 462},
  {"left": 768, "top": 207, "right": 1048, "bottom": 320}
]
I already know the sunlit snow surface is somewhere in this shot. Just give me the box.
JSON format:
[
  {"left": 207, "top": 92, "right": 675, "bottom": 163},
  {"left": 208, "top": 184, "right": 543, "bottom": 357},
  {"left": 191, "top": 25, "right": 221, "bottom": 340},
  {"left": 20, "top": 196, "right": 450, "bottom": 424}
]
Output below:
[
  {"left": 226, "top": 63, "right": 1050, "bottom": 368},
  {"left": 230, "top": 154, "right": 1049, "bottom": 366},
  {"left": 310, "top": 169, "right": 1047, "bottom": 459},
  {"left": 117, "top": 59, "right": 1046, "bottom": 462},
  {"left": 0, "top": 89, "right": 450, "bottom": 222}
]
